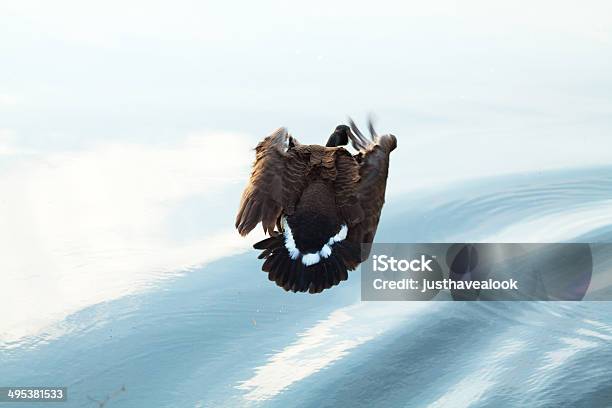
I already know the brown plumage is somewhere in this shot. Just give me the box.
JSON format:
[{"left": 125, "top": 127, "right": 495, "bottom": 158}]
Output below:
[{"left": 236, "top": 120, "right": 397, "bottom": 293}]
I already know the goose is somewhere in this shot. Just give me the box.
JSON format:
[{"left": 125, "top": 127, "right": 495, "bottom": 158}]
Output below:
[{"left": 235, "top": 119, "right": 397, "bottom": 293}]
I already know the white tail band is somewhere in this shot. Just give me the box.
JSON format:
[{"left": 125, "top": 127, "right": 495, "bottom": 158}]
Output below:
[{"left": 282, "top": 217, "right": 348, "bottom": 266}]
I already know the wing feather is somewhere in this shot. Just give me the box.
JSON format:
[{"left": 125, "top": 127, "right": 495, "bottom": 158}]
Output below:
[
  {"left": 236, "top": 128, "right": 310, "bottom": 236},
  {"left": 346, "top": 120, "right": 397, "bottom": 261},
  {"left": 334, "top": 149, "right": 365, "bottom": 226}
]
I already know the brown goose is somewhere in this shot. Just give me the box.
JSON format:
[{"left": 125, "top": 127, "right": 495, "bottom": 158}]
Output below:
[{"left": 235, "top": 120, "right": 397, "bottom": 293}]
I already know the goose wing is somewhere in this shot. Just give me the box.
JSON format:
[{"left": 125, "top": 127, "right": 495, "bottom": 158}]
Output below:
[
  {"left": 346, "top": 119, "right": 397, "bottom": 261},
  {"left": 235, "top": 128, "right": 310, "bottom": 236}
]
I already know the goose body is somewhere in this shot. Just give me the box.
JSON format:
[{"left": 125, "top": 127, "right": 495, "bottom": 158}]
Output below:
[{"left": 236, "top": 121, "right": 397, "bottom": 293}]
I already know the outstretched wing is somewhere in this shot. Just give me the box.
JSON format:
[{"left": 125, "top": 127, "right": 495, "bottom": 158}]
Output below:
[
  {"left": 346, "top": 119, "right": 397, "bottom": 261},
  {"left": 235, "top": 128, "right": 310, "bottom": 236}
]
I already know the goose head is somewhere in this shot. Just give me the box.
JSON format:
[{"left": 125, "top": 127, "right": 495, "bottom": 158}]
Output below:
[{"left": 325, "top": 125, "right": 352, "bottom": 147}]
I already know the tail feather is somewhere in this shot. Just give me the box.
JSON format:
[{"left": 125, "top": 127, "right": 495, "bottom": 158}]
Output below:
[
  {"left": 326, "top": 262, "right": 338, "bottom": 287},
  {"left": 278, "top": 259, "right": 292, "bottom": 288},
  {"left": 301, "top": 267, "right": 312, "bottom": 293},
  {"left": 313, "top": 267, "right": 324, "bottom": 293},
  {"left": 285, "top": 261, "right": 299, "bottom": 291},
  {"left": 321, "top": 263, "right": 333, "bottom": 289},
  {"left": 329, "top": 255, "right": 345, "bottom": 281},
  {"left": 258, "top": 247, "right": 274, "bottom": 259},
  {"left": 267, "top": 261, "right": 280, "bottom": 282},
  {"left": 253, "top": 234, "right": 360, "bottom": 293},
  {"left": 261, "top": 253, "right": 278, "bottom": 272},
  {"left": 334, "top": 241, "right": 361, "bottom": 270},
  {"left": 253, "top": 234, "right": 282, "bottom": 250}
]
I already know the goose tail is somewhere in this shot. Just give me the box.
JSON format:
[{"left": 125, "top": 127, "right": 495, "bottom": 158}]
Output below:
[{"left": 253, "top": 232, "right": 360, "bottom": 294}]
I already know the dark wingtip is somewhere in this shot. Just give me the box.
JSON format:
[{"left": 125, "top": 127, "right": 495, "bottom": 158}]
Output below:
[
  {"left": 367, "top": 115, "right": 378, "bottom": 139},
  {"left": 346, "top": 117, "right": 369, "bottom": 150},
  {"left": 347, "top": 117, "right": 358, "bottom": 134}
]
